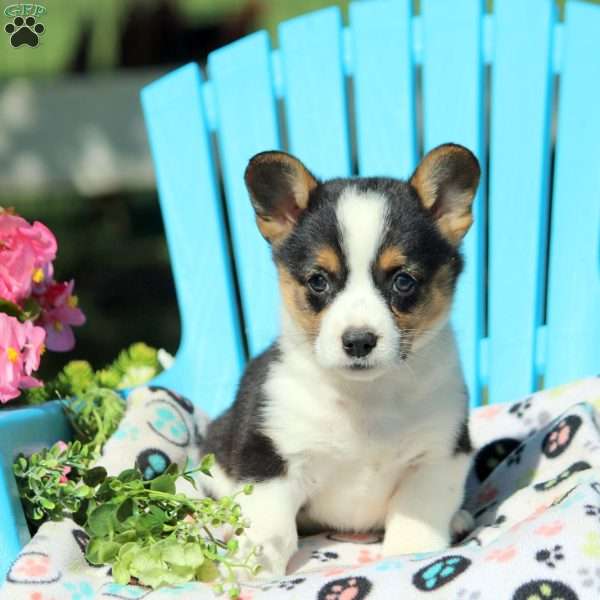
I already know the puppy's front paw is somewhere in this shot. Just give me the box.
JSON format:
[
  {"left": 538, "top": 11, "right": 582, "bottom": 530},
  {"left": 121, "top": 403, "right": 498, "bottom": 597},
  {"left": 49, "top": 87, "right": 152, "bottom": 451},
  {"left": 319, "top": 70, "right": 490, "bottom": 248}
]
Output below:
[
  {"left": 234, "top": 534, "right": 295, "bottom": 581},
  {"left": 382, "top": 525, "right": 449, "bottom": 557}
]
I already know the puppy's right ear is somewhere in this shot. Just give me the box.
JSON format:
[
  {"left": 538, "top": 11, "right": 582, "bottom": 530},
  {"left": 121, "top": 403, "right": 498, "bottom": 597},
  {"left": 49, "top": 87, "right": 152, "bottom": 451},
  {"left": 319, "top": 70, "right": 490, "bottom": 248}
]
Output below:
[{"left": 244, "top": 151, "right": 318, "bottom": 244}]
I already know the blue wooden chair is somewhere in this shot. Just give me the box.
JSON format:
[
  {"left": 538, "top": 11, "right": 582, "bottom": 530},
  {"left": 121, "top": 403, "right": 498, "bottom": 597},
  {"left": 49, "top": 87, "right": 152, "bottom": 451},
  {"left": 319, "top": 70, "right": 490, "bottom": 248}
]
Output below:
[{"left": 1, "top": 0, "right": 599, "bottom": 581}]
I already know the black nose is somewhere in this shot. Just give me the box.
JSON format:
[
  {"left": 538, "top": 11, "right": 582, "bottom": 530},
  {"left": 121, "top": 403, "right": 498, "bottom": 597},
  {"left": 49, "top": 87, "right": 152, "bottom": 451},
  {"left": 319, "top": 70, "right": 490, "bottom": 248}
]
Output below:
[{"left": 342, "top": 328, "right": 378, "bottom": 358}]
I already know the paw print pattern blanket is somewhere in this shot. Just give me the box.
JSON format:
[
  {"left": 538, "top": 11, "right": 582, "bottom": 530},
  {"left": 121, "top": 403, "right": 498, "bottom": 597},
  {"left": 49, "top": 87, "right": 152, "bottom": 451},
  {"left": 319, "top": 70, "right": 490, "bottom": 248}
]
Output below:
[{"left": 2, "top": 377, "right": 600, "bottom": 600}]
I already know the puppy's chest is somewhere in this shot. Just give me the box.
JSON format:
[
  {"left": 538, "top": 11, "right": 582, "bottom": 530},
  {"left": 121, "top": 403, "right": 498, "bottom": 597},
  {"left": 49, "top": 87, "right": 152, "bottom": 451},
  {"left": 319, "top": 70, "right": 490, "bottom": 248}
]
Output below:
[{"left": 291, "top": 409, "right": 429, "bottom": 532}]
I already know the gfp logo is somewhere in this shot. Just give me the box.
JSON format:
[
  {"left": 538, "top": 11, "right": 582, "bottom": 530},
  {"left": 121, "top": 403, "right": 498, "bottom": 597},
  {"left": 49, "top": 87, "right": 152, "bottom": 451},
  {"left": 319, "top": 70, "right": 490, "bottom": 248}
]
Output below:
[{"left": 4, "top": 4, "right": 46, "bottom": 47}]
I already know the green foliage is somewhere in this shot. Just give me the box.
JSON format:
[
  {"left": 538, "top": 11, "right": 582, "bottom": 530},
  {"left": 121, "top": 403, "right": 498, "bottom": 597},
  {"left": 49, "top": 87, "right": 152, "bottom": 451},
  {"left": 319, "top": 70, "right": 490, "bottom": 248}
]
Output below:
[
  {"left": 20, "top": 342, "right": 163, "bottom": 406},
  {"left": 13, "top": 440, "right": 99, "bottom": 525},
  {"left": 83, "top": 462, "right": 258, "bottom": 593},
  {"left": 12, "top": 343, "right": 258, "bottom": 597}
]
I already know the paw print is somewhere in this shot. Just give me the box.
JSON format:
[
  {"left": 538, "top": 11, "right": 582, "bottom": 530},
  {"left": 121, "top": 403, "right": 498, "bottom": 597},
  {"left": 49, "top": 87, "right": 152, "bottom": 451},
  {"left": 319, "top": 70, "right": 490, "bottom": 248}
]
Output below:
[
  {"left": 534, "top": 461, "right": 591, "bottom": 491},
  {"left": 412, "top": 555, "right": 471, "bottom": 591},
  {"left": 512, "top": 579, "right": 578, "bottom": 600},
  {"left": 457, "top": 589, "right": 482, "bottom": 600},
  {"left": 534, "top": 520, "right": 564, "bottom": 537},
  {"left": 147, "top": 402, "right": 190, "bottom": 446},
  {"left": 542, "top": 415, "right": 582, "bottom": 458},
  {"left": 112, "top": 423, "right": 140, "bottom": 442},
  {"left": 509, "top": 397, "right": 533, "bottom": 419},
  {"left": 473, "top": 438, "right": 521, "bottom": 481},
  {"left": 583, "top": 532, "right": 600, "bottom": 558},
  {"left": 311, "top": 550, "right": 339, "bottom": 563},
  {"left": 63, "top": 582, "right": 93, "bottom": 600},
  {"left": 262, "top": 577, "right": 306, "bottom": 592},
  {"left": 5, "top": 16, "right": 44, "bottom": 47},
  {"left": 578, "top": 566, "right": 600, "bottom": 596},
  {"left": 485, "top": 545, "right": 517, "bottom": 563},
  {"left": 535, "top": 545, "right": 565, "bottom": 568},
  {"left": 317, "top": 576, "right": 372, "bottom": 600},
  {"left": 506, "top": 444, "right": 525, "bottom": 466},
  {"left": 584, "top": 504, "right": 600, "bottom": 520}
]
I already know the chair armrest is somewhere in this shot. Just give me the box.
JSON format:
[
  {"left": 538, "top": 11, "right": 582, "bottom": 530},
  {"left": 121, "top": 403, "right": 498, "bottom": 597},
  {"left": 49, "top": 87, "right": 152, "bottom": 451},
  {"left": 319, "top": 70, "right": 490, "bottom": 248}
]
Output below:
[{"left": 0, "top": 402, "right": 71, "bottom": 579}]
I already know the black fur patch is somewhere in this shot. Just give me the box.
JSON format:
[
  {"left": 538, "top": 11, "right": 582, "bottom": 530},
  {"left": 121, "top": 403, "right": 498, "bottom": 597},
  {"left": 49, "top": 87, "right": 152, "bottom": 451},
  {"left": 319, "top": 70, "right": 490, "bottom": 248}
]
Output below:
[
  {"left": 453, "top": 418, "right": 473, "bottom": 455},
  {"left": 204, "top": 344, "right": 287, "bottom": 481}
]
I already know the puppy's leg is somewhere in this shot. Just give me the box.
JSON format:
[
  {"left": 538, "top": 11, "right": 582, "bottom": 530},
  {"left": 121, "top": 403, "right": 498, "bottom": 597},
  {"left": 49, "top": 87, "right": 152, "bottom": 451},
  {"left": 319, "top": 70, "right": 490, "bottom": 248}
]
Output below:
[
  {"left": 236, "top": 476, "right": 305, "bottom": 580},
  {"left": 382, "top": 454, "right": 470, "bottom": 556}
]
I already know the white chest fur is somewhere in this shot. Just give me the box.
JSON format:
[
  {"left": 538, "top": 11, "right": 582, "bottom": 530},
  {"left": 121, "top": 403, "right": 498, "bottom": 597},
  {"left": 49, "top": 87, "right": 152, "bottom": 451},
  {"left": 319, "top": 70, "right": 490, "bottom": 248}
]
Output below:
[{"left": 261, "top": 323, "right": 467, "bottom": 533}]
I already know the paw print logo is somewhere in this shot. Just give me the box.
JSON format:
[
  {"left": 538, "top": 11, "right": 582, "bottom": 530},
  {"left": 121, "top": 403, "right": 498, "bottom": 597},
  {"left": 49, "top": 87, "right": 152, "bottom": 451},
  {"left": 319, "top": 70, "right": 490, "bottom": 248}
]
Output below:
[
  {"left": 584, "top": 504, "right": 600, "bottom": 521},
  {"left": 262, "top": 577, "right": 306, "bottom": 592},
  {"left": 577, "top": 566, "right": 600, "bottom": 596},
  {"left": 535, "top": 545, "right": 565, "bottom": 568},
  {"left": 5, "top": 16, "right": 44, "bottom": 47},
  {"left": 317, "top": 576, "right": 372, "bottom": 600},
  {"left": 542, "top": 415, "right": 582, "bottom": 458}
]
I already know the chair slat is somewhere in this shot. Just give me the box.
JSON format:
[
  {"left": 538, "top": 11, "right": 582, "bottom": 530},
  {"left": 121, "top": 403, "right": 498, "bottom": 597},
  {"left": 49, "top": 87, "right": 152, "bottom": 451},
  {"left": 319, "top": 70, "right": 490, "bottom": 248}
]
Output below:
[
  {"left": 208, "top": 33, "right": 281, "bottom": 357},
  {"left": 545, "top": 1, "right": 600, "bottom": 386},
  {"left": 141, "top": 64, "right": 245, "bottom": 416},
  {"left": 349, "top": 0, "right": 417, "bottom": 178},
  {"left": 421, "top": 0, "right": 485, "bottom": 407},
  {"left": 278, "top": 7, "right": 351, "bottom": 179},
  {"left": 487, "top": 0, "right": 555, "bottom": 404}
]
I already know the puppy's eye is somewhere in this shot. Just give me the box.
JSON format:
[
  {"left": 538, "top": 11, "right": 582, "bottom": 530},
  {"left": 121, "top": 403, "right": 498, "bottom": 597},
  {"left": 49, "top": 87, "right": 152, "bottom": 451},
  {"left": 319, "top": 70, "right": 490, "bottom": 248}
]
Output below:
[
  {"left": 307, "top": 273, "right": 329, "bottom": 294},
  {"left": 392, "top": 271, "right": 417, "bottom": 295}
]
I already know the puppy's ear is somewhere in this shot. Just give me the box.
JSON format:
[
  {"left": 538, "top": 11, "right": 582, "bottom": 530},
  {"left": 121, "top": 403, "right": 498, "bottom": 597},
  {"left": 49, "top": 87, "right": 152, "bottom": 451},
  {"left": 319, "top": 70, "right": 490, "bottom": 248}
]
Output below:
[
  {"left": 244, "top": 151, "right": 318, "bottom": 244},
  {"left": 410, "top": 143, "right": 480, "bottom": 245}
]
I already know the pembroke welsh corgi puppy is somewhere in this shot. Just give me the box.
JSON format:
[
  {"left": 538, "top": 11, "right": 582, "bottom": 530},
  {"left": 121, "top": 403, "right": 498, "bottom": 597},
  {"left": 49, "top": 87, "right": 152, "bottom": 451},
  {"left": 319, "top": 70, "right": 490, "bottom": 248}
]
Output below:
[{"left": 202, "top": 143, "right": 481, "bottom": 578}]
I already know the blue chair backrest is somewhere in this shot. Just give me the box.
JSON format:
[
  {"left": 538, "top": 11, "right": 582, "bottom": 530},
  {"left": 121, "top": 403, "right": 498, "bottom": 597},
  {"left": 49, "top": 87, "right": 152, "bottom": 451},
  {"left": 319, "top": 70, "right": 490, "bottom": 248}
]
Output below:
[{"left": 141, "top": 0, "right": 600, "bottom": 415}]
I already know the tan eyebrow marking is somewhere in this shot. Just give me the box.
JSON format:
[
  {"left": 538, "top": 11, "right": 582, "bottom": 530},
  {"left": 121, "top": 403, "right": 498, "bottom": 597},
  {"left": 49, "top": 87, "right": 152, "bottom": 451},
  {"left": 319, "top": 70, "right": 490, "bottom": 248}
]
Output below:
[
  {"left": 378, "top": 246, "right": 406, "bottom": 272},
  {"left": 315, "top": 245, "right": 341, "bottom": 274}
]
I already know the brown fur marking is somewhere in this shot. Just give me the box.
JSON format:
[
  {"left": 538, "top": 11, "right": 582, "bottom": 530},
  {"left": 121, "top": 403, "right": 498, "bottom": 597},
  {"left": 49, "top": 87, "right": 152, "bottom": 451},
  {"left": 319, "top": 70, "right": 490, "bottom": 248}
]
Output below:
[
  {"left": 278, "top": 266, "right": 324, "bottom": 339},
  {"left": 315, "top": 246, "right": 341, "bottom": 274},
  {"left": 378, "top": 246, "right": 407, "bottom": 272}
]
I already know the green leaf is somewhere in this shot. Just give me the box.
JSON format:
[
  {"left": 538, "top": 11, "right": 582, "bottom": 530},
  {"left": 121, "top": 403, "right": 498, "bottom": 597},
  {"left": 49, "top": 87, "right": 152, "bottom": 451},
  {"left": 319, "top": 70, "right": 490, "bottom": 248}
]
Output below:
[
  {"left": 150, "top": 474, "right": 176, "bottom": 495},
  {"left": 200, "top": 454, "right": 215, "bottom": 476},
  {"left": 197, "top": 559, "right": 219, "bottom": 582},
  {"left": 83, "top": 466, "right": 107, "bottom": 487},
  {"left": 0, "top": 298, "right": 24, "bottom": 319},
  {"left": 85, "top": 538, "right": 120, "bottom": 565},
  {"left": 87, "top": 504, "right": 118, "bottom": 537},
  {"left": 21, "top": 297, "right": 42, "bottom": 321},
  {"left": 118, "top": 469, "right": 142, "bottom": 483},
  {"left": 116, "top": 498, "right": 134, "bottom": 522},
  {"left": 39, "top": 497, "right": 56, "bottom": 510}
]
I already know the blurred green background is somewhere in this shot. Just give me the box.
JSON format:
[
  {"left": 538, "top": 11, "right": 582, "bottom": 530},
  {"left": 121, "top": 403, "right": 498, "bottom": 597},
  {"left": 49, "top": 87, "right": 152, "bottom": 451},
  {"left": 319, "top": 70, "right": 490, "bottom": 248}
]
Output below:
[{"left": 2, "top": 0, "right": 597, "bottom": 379}]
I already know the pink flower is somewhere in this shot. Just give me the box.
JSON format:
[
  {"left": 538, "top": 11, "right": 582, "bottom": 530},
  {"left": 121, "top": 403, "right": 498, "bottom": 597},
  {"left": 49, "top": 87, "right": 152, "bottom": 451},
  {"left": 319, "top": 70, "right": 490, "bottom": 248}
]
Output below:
[
  {"left": 36, "top": 280, "right": 85, "bottom": 352},
  {"left": 54, "top": 441, "right": 69, "bottom": 454},
  {"left": 0, "top": 212, "right": 57, "bottom": 304},
  {"left": 0, "top": 313, "right": 45, "bottom": 403},
  {"left": 58, "top": 465, "right": 71, "bottom": 484}
]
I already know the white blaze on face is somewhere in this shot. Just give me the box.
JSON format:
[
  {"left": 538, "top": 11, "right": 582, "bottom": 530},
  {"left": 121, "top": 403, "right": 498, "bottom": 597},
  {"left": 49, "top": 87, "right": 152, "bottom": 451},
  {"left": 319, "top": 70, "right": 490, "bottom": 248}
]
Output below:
[{"left": 314, "top": 187, "right": 401, "bottom": 374}]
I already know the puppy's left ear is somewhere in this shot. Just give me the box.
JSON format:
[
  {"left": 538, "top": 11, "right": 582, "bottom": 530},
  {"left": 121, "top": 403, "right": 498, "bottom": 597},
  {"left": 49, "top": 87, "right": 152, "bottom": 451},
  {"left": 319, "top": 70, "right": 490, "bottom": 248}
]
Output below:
[
  {"left": 244, "top": 151, "right": 318, "bottom": 244},
  {"left": 410, "top": 143, "right": 480, "bottom": 245}
]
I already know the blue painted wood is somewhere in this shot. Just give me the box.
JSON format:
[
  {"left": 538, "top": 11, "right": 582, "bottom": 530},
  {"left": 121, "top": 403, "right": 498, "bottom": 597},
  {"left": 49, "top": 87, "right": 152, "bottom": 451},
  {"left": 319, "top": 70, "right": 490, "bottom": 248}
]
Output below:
[
  {"left": 208, "top": 32, "right": 281, "bottom": 357},
  {"left": 421, "top": 0, "right": 485, "bottom": 407},
  {"left": 0, "top": 403, "right": 71, "bottom": 579},
  {"left": 350, "top": 0, "right": 417, "bottom": 178},
  {"left": 278, "top": 7, "right": 351, "bottom": 179},
  {"left": 487, "top": 0, "right": 555, "bottom": 404},
  {"left": 545, "top": 0, "right": 600, "bottom": 386},
  {"left": 141, "top": 63, "right": 245, "bottom": 417}
]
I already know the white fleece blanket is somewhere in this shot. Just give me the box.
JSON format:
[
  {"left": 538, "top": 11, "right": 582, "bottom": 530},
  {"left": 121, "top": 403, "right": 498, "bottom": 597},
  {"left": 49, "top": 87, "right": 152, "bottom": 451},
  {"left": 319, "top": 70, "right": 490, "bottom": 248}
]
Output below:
[{"left": 2, "top": 377, "right": 600, "bottom": 600}]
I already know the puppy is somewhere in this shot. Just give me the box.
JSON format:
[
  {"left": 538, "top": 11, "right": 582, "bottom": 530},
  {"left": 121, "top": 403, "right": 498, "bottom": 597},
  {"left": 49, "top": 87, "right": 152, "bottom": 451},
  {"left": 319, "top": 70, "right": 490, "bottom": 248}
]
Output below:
[{"left": 202, "top": 143, "right": 480, "bottom": 578}]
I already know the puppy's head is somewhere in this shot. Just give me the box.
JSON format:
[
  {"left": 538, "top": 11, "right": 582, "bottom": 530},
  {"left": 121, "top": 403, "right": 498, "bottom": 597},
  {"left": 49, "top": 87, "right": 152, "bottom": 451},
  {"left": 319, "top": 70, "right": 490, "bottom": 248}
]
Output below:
[{"left": 244, "top": 145, "right": 480, "bottom": 379}]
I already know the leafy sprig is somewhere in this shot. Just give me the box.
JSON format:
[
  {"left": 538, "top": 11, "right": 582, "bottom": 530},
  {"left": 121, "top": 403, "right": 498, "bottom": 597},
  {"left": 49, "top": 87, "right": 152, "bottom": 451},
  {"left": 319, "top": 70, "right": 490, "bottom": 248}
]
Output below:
[
  {"left": 84, "top": 457, "right": 259, "bottom": 595},
  {"left": 12, "top": 343, "right": 259, "bottom": 597}
]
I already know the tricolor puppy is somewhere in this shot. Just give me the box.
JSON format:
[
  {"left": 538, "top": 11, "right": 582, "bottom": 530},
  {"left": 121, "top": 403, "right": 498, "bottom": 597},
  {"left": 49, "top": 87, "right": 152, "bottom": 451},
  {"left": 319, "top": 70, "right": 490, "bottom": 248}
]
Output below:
[{"left": 203, "top": 143, "right": 480, "bottom": 577}]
